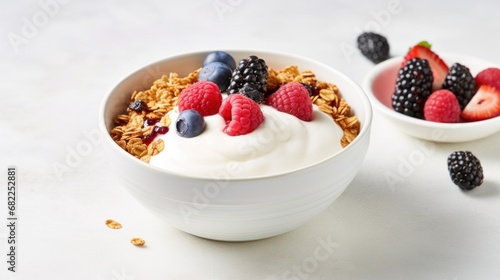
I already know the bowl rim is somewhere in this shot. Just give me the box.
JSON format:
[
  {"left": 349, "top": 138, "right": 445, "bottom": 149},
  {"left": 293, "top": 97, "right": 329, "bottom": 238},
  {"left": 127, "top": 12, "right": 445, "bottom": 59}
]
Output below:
[
  {"left": 363, "top": 53, "right": 500, "bottom": 130},
  {"left": 98, "top": 49, "right": 373, "bottom": 181}
]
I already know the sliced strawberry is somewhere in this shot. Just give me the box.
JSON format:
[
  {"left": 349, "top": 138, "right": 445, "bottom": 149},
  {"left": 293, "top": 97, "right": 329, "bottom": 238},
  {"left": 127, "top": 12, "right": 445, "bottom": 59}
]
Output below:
[
  {"left": 403, "top": 43, "right": 449, "bottom": 91},
  {"left": 461, "top": 85, "right": 500, "bottom": 121}
]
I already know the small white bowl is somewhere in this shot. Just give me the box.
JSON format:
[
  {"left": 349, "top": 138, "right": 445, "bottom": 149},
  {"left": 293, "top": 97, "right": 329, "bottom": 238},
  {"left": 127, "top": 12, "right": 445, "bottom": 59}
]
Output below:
[
  {"left": 99, "top": 50, "right": 372, "bottom": 241},
  {"left": 363, "top": 53, "right": 500, "bottom": 142}
]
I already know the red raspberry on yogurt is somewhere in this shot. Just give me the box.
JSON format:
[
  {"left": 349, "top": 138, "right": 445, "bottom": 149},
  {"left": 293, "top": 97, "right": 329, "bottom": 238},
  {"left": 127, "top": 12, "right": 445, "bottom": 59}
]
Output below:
[
  {"left": 266, "top": 82, "right": 313, "bottom": 121},
  {"left": 219, "top": 94, "right": 264, "bottom": 136},
  {"left": 178, "top": 81, "right": 222, "bottom": 116}
]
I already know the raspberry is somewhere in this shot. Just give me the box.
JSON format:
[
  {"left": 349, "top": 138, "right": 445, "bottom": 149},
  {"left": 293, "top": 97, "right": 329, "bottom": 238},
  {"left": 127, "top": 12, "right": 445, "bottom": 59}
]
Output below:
[
  {"left": 475, "top": 67, "right": 500, "bottom": 90},
  {"left": 177, "top": 81, "right": 222, "bottom": 116},
  {"left": 218, "top": 94, "right": 264, "bottom": 136},
  {"left": 266, "top": 82, "right": 313, "bottom": 121},
  {"left": 423, "top": 90, "right": 461, "bottom": 123},
  {"left": 447, "top": 151, "right": 484, "bottom": 190}
]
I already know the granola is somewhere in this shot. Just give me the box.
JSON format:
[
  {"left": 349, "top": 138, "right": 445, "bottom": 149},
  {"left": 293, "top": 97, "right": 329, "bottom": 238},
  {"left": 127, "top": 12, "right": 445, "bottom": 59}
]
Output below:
[
  {"left": 110, "top": 64, "right": 360, "bottom": 162},
  {"left": 130, "top": 237, "right": 146, "bottom": 246},
  {"left": 105, "top": 219, "right": 122, "bottom": 229}
]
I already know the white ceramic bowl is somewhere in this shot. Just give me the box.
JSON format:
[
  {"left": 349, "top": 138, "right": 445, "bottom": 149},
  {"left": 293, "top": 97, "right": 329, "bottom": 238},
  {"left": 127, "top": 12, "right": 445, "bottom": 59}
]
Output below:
[
  {"left": 363, "top": 53, "right": 500, "bottom": 142},
  {"left": 99, "top": 50, "right": 372, "bottom": 241}
]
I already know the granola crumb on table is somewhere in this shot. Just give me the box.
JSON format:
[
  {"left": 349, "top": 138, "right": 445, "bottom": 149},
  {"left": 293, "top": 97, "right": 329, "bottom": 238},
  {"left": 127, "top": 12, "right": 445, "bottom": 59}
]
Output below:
[
  {"left": 130, "top": 237, "right": 146, "bottom": 246},
  {"left": 110, "top": 66, "right": 360, "bottom": 163},
  {"left": 105, "top": 219, "right": 122, "bottom": 229}
]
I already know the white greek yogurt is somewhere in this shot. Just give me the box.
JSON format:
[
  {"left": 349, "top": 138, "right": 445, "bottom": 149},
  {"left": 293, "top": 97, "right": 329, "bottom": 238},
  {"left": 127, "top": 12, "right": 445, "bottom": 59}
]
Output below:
[{"left": 148, "top": 103, "right": 344, "bottom": 178}]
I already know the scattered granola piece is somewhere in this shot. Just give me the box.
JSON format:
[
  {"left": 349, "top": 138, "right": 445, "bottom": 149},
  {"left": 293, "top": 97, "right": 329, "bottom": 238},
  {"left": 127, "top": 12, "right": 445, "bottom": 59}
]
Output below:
[
  {"left": 105, "top": 219, "right": 122, "bottom": 229},
  {"left": 130, "top": 237, "right": 146, "bottom": 246}
]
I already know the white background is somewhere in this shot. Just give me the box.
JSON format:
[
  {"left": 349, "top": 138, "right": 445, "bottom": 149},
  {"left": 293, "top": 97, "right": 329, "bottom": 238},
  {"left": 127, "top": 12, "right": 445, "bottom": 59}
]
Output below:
[{"left": 2, "top": 0, "right": 500, "bottom": 279}]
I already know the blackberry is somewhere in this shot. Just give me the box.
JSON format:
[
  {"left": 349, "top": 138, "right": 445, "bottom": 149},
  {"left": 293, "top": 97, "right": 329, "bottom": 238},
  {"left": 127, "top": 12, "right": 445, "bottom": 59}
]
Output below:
[
  {"left": 300, "top": 82, "right": 320, "bottom": 97},
  {"left": 239, "top": 84, "right": 265, "bottom": 104},
  {"left": 227, "top": 55, "right": 269, "bottom": 97},
  {"left": 392, "top": 58, "right": 434, "bottom": 119},
  {"left": 129, "top": 99, "right": 147, "bottom": 112},
  {"left": 442, "top": 63, "right": 476, "bottom": 109},
  {"left": 447, "top": 151, "right": 484, "bottom": 190},
  {"left": 357, "top": 32, "right": 390, "bottom": 63}
]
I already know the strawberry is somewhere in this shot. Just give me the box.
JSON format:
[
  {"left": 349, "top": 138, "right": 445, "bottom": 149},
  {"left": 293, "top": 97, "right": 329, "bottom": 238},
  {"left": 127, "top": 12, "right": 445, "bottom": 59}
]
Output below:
[
  {"left": 461, "top": 85, "right": 500, "bottom": 121},
  {"left": 402, "top": 42, "right": 449, "bottom": 91},
  {"left": 423, "top": 90, "right": 461, "bottom": 123},
  {"left": 475, "top": 67, "right": 500, "bottom": 90}
]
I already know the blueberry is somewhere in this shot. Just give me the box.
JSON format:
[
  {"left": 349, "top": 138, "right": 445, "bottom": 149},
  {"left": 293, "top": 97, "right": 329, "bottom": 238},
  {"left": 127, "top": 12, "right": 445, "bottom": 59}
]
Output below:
[
  {"left": 176, "top": 109, "right": 206, "bottom": 138},
  {"left": 203, "top": 51, "right": 236, "bottom": 70},
  {"left": 198, "top": 62, "right": 232, "bottom": 92}
]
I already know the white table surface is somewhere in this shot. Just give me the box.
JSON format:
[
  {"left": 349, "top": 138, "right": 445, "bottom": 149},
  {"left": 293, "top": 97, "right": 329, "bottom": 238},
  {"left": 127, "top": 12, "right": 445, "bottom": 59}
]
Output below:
[{"left": 2, "top": 0, "right": 500, "bottom": 279}]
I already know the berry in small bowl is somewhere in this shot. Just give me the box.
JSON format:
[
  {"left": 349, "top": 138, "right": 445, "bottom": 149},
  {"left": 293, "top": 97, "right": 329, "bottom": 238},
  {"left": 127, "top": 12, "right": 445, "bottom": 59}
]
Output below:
[{"left": 363, "top": 42, "right": 500, "bottom": 143}]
